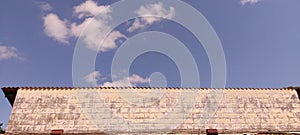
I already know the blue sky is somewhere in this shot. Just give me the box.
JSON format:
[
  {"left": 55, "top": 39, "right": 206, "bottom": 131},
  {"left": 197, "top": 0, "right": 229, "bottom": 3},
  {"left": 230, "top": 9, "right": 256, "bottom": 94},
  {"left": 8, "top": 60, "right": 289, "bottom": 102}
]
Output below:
[{"left": 1, "top": 0, "right": 300, "bottom": 128}]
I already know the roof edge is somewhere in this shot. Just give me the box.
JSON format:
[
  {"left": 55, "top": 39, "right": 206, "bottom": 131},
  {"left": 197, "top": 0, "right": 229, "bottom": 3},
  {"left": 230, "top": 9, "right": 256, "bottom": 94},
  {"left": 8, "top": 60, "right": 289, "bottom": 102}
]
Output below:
[
  {"left": 1, "top": 86, "right": 294, "bottom": 89},
  {"left": 1, "top": 87, "right": 299, "bottom": 107},
  {"left": 1, "top": 87, "right": 19, "bottom": 106}
]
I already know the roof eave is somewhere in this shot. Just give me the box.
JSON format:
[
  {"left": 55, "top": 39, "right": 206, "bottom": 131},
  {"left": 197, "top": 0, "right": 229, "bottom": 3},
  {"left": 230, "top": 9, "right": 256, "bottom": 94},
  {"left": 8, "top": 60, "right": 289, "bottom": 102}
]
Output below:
[{"left": 1, "top": 87, "right": 19, "bottom": 106}]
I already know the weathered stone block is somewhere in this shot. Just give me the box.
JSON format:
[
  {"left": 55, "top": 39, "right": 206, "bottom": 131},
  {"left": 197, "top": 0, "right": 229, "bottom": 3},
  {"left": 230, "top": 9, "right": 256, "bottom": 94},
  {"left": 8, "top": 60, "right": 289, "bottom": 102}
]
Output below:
[{"left": 2, "top": 87, "right": 300, "bottom": 134}]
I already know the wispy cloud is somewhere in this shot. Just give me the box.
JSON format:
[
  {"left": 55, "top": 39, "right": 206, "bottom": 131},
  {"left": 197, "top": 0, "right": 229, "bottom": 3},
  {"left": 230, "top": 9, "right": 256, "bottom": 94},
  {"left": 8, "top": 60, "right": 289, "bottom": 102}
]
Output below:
[
  {"left": 240, "top": 0, "right": 263, "bottom": 5},
  {"left": 39, "top": 2, "right": 52, "bottom": 12},
  {"left": 127, "top": 2, "right": 175, "bottom": 32},
  {"left": 0, "top": 44, "right": 22, "bottom": 61},
  {"left": 83, "top": 70, "right": 149, "bottom": 87},
  {"left": 84, "top": 71, "right": 103, "bottom": 85},
  {"left": 43, "top": 13, "right": 69, "bottom": 44},
  {"left": 102, "top": 74, "right": 149, "bottom": 87}
]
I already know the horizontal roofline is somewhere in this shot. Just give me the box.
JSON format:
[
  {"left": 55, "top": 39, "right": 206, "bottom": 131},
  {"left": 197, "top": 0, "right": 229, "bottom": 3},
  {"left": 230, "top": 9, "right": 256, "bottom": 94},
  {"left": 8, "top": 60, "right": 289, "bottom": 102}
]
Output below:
[
  {"left": 2, "top": 87, "right": 299, "bottom": 107},
  {"left": 1, "top": 86, "right": 296, "bottom": 89}
]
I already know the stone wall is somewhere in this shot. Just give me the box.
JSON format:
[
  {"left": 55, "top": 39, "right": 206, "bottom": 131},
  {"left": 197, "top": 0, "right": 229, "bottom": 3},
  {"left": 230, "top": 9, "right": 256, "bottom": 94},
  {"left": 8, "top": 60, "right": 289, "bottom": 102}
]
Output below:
[{"left": 4, "top": 87, "right": 300, "bottom": 134}]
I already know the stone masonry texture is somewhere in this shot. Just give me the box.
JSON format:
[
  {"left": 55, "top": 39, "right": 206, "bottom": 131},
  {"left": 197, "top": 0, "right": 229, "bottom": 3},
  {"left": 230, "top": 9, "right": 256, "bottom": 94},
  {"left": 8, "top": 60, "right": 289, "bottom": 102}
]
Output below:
[{"left": 2, "top": 87, "right": 300, "bottom": 134}]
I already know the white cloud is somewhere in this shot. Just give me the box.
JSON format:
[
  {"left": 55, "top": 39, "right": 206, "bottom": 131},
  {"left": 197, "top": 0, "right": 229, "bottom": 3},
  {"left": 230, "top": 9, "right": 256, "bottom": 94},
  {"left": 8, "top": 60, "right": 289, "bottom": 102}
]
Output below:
[
  {"left": 102, "top": 74, "right": 149, "bottom": 87},
  {"left": 0, "top": 45, "right": 21, "bottom": 61},
  {"left": 240, "top": 0, "right": 263, "bottom": 5},
  {"left": 70, "top": 17, "right": 126, "bottom": 52},
  {"left": 70, "top": 1, "right": 126, "bottom": 52},
  {"left": 98, "top": 31, "right": 126, "bottom": 52},
  {"left": 43, "top": 13, "right": 69, "bottom": 44},
  {"left": 127, "top": 2, "right": 175, "bottom": 32},
  {"left": 39, "top": 2, "right": 52, "bottom": 12},
  {"left": 69, "top": 18, "right": 90, "bottom": 37},
  {"left": 127, "top": 74, "right": 149, "bottom": 84},
  {"left": 42, "top": 1, "right": 126, "bottom": 52},
  {"left": 84, "top": 71, "right": 148, "bottom": 87},
  {"left": 73, "top": 0, "right": 110, "bottom": 19},
  {"left": 84, "top": 71, "right": 102, "bottom": 85}
]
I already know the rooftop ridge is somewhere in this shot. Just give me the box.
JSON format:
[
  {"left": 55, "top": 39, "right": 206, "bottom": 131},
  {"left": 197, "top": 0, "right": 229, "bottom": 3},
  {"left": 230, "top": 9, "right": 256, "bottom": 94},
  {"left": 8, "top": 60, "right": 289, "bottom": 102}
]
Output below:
[{"left": 1, "top": 86, "right": 295, "bottom": 90}]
